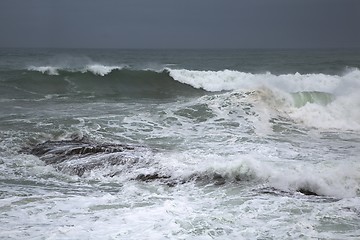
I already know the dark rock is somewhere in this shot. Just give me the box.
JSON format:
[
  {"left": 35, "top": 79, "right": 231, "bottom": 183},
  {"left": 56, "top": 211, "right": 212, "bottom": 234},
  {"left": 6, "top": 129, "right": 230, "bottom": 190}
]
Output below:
[
  {"left": 135, "top": 173, "right": 171, "bottom": 182},
  {"left": 22, "top": 139, "right": 330, "bottom": 199},
  {"left": 25, "top": 138, "right": 144, "bottom": 177},
  {"left": 258, "top": 186, "right": 322, "bottom": 197},
  {"left": 297, "top": 188, "right": 319, "bottom": 196},
  {"left": 30, "top": 139, "right": 134, "bottom": 163},
  {"left": 184, "top": 172, "right": 227, "bottom": 186}
]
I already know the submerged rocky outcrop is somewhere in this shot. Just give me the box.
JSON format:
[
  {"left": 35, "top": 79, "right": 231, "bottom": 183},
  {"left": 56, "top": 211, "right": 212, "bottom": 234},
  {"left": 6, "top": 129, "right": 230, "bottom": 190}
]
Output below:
[
  {"left": 24, "top": 137, "right": 327, "bottom": 197},
  {"left": 25, "top": 137, "right": 147, "bottom": 177}
]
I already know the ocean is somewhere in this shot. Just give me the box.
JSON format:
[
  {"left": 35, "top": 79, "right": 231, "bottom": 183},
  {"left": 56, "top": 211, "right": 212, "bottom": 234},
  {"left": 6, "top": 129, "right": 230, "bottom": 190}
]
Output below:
[{"left": 0, "top": 48, "right": 359, "bottom": 239}]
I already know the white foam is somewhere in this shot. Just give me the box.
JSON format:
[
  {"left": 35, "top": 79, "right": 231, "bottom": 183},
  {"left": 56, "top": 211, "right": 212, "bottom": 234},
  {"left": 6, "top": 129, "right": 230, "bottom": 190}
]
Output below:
[
  {"left": 27, "top": 64, "right": 127, "bottom": 76},
  {"left": 286, "top": 69, "right": 360, "bottom": 130},
  {"left": 84, "top": 64, "right": 126, "bottom": 76},
  {"left": 4, "top": 62, "right": 360, "bottom": 239},
  {"left": 154, "top": 147, "right": 360, "bottom": 199},
  {"left": 167, "top": 68, "right": 346, "bottom": 93},
  {"left": 28, "top": 66, "right": 59, "bottom": 75},
  {"left": 168, "top": 68, "right": 360, "bottom": 131},
  {"left": 287, "top": 92, "right": 360, "bottom": 130},
  {"left": 267, "top": 160, "right": 360, "bottom": 198}
]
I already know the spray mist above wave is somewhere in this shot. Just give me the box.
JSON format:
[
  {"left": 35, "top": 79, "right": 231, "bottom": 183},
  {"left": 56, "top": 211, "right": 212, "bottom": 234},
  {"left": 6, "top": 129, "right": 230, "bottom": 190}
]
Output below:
[
  {"left": 26, "top": 54, "right": 127, "bottom": 76},
  {"left": 27, "top": 64, "right": 128, "bottom": 76}
]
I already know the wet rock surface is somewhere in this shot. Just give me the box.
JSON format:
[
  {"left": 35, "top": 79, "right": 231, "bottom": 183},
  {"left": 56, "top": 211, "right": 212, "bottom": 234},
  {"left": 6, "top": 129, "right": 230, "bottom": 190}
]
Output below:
[
  {"left": 25, "top": 138, "right": 145, "bottom": 177},
  {"left": 24, "top": 138, "right": 329, "bottom": 197},
  {"left": 30, "top": 140, "right": 135, "bottom": 163}
]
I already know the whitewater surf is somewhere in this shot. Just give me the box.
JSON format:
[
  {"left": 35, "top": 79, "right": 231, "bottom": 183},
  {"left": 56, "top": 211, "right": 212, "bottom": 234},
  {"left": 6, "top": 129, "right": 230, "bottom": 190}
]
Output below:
[{"left": 0, "top": 48, "right": 359, "bottom": 239}]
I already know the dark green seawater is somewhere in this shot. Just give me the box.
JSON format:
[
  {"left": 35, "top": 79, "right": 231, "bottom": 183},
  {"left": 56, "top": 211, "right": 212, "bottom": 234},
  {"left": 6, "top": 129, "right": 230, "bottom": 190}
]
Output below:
[{"left": 1, "top": 48, "right": 360, "bottom": 239}]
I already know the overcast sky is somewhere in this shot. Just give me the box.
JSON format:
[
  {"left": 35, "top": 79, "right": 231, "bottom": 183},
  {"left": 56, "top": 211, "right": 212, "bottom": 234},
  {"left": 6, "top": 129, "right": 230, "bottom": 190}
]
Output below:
[{"left": 0, "top": 0, "right": 359, "bottom": 49}]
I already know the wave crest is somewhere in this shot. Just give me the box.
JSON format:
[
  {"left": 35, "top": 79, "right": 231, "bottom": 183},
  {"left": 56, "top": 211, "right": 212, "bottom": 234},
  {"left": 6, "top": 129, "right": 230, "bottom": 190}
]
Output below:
[
  {"left": 84, "top": 64, "right": 127, "bottom": 76},
  {"left": 28, "top": 66, "right": 60, "bottom": 75},
  {"left": 166, "top": 68, "right": 359, "bottom": 93},
  {"left": 20, "top": 66, "right": 360, "bottom": 131},
  {"left": 27, "top": 65, "right": 360, "bottom": 96},
  {"left": 27, "top": 64, "right": 128, "bottom": 76}
]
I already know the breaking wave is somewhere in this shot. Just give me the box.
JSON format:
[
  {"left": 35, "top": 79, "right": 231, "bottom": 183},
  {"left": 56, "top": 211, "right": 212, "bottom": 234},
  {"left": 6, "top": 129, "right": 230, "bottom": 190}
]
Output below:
[
  {"left": 167, "top": 68, "right": 360, "bottom": 93},
  {"left": 28, "top": 64, "right": 128, "bottom": 76},
  {"left": 175, "top": 157, "right": 360, "bottom": 198},
  {"left": 27, "top": 65, "right": 359, "bottom": 93},
  {"left": 22, "top": 137, "right": 360, "bottom": 199},
  {"left": 290, "top": 91, "right": 334, "bottom": 107},
  {"left": 4, "top": 66, "right": 359, "bottom": 130}
]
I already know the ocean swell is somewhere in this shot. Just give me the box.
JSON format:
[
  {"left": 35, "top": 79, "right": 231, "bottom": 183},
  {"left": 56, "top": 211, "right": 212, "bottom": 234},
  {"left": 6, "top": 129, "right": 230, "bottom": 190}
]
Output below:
[
  {"left": 14, "top": 66, "right": 360, "bottom": 130},
  {"left": 28, "top": 64, "right": 128, "bottom": 76},
  {"left": 27, "top": 64, "right": 360, "bottom": 93}
]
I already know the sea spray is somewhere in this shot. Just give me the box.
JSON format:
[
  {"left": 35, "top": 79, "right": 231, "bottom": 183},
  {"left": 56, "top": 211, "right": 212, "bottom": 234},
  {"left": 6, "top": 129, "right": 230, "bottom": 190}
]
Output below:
[{"left": 1, "top": 49, "right": 360, "bottom": 239}]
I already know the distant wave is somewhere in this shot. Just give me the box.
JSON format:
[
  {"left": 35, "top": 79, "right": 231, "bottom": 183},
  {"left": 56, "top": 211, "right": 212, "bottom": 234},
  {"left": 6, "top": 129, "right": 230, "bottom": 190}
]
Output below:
[
  {"left": 7, "top": 67, "right": 205, "bottom": 99},
  {"left": 85, "top": 64, "right": 128, "bottom": 76},
  {"left": 27, "top": 64, "right": 360, "bottom": 93},
  {"left": 28, "top": 66, "right": 60, "bottom": 75},
  {"left": 28, "top": 64, "right": 128, "bottom": 76}
]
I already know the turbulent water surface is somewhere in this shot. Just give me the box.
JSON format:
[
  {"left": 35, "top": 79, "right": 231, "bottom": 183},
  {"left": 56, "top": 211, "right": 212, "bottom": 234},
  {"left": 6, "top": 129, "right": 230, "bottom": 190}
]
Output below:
[{"left": 0, "top": 48, "right": 360, "bottom": 239}]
